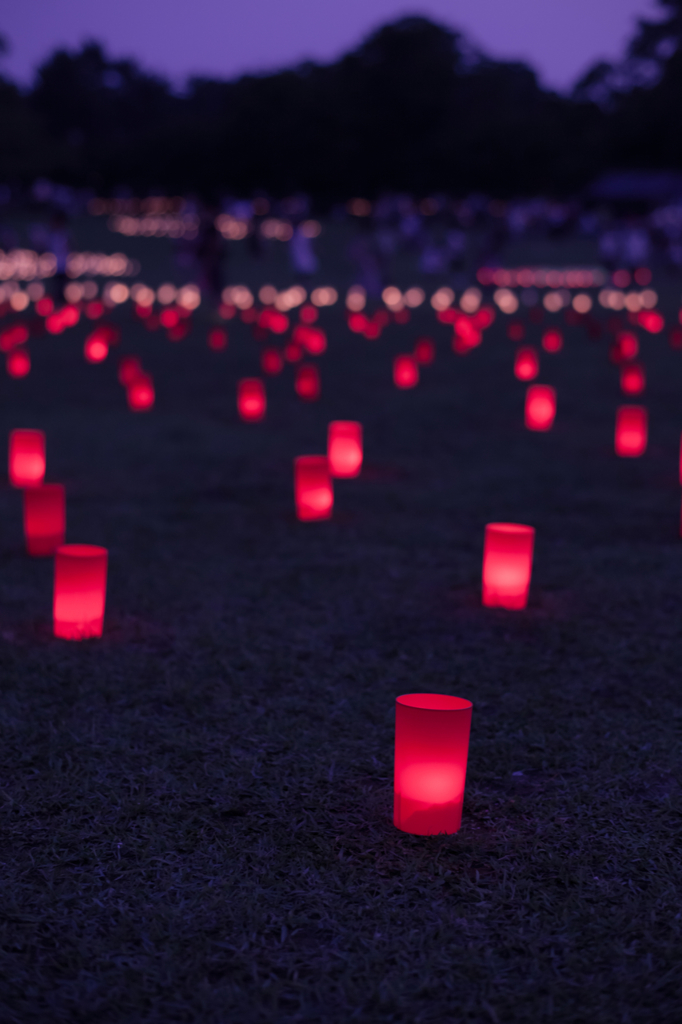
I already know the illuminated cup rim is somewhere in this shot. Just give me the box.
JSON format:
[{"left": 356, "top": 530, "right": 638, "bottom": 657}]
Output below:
[
  {"left": 397, "top": 693, "right": 472, "bottom": 712},
  {"left": 56, "top": 544, "right": 108, "bottom": 559}
]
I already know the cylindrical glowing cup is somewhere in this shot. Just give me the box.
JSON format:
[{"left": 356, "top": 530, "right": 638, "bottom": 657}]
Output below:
[
  {"left": 393, "top": 354, "right": 419, "bottom": 389},
  {"left": 514, "top": 346, "right": 539, "bottom": 381},
  {"left": 615, "top": 405, "right": 647, "bottom": 457},
  {"left": 237, "top": 378, "right": 266, "bottom": 422},
  {"left": 53, "top": 544, "right": 108, "bottom": 640},
  {"left": 127, "top": 374, "right": 155, "bottom": 411},
  {"left": 295, "top": 364, "right": 321, "bottom": 401},
  {"left": 9, "top": 429, "right": 46, "bottom": 487},
  {"left": 524, "top": 384, "right": 556, "bottom": 431},
  {"left": 482, "top": 522, "right": 535, "bottom": 610},
  {"left": 23, "top": 483, "right": 66, "bottom": 556},
  {"left": 620, "top": 363, "right": 645, "bottom": 396},
  {"left": 394, "top": 693, "right": 473, "bottom": 836},
  {"left": 327, "top": 421, "right": 363, "bottom": 478},
  {"left": 294, "top": 456, "right": 333, "bottom": 521}
]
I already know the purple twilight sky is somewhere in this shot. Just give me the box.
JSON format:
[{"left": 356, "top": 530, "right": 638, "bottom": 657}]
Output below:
[{"left": 0, "top": 0, "right": 665, "bottom": 93}]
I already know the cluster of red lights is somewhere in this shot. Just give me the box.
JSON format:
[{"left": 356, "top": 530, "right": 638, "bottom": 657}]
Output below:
[
  {"left": 8, "top": 429, "right": 107, "bottom": 639},
  {"left": 4, "top": 256, "right": 682, "bottom": 836}
]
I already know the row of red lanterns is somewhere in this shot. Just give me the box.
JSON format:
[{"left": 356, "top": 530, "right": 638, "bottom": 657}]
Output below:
[{"left": 9, "top": 429, "right": 108, "bottom": 639}]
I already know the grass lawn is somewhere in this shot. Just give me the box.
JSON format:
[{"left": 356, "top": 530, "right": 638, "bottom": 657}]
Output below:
[{"left": 1, "top": 218, "right": 681, "bottom": 1023}]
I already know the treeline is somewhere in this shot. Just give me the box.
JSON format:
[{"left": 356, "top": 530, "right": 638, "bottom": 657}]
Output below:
[{"left": 0, "top": 4, "right": 681, "bottom": 201}]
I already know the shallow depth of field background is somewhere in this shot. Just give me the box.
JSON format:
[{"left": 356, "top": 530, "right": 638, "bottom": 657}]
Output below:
[{"left": 0, "top": 208, "right": 681, "bottom": 1023}]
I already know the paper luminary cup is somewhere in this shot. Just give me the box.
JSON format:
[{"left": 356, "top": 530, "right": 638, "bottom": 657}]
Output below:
[
  {"left": 295, "top": 364, "right": 321, "bottom": 401},
  {"left": 237, "top": 378, "right": 266, "bottom": 422},
  {"left": 53, "top": 544, "right": 108, "bottom": 639},
  {"left": 615, "top": 405, "right": 648, "bottom": 457},
  {"left": 620, "top": 363, "right": 645, "bottom": 396},
  {"left": 9, "top": 429, "right": 46, "bottom": 487},
  {"left": 327, "top": 421, "right": 363, "bottom": 478},
  {"left": 393, "top": 354, "right": 419, "bottom": 389},
  {"left": 294, "top": 456, "right": 333, "bottom": 521},
  {"left": 514, "top": 346, "right": 539, "bottom": 381},
  {"left": 23, "top": 483, "right": 65, "bottom": 556},
  {"left": 524, "top": 384, "right": 556, "bottom": 431},
  {"left": 482, "top": 522, "right": 535, "bottom": 610},
  {"left": 394, "top": 693, "right": 473, "bottom": 836},
  {"left": 127, "top": 374, "right": 155, "bottom": 411}
]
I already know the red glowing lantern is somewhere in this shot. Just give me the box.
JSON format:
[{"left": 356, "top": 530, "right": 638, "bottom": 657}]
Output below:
[
  {"left": 7, "top": 349, "right": 31, "bottom": 378},
  {"left": 473, "top": 306, "right": 495, "bottom": 330},
  {"left": 23, "top": 483, "right": 65, "bottom": 556},
  {"left": 394, "top": 308, "right": 410, "bottom": 325},
  {"left": 299, "top": 304, "right": 318, "bottom": 324},
  {"left": 294, "top": 456, "right": 333, "bottom": 521},
  {"left": 284, "top": 342, "right": 304, "bottom": 362},
  {"left": 127, "top": 374, "right": 155, "bottom": 412},
  {"left": 541, "top": 328, "right": 563, "bottom": 353},
  {"left": 394, "top": 693, "right": 473, "bottom": 836},
  {"left": 85, "top": 300, "right": 104, "bottom": 319},
  {"left": 36, "top": 297, "right": 54, "bottom": 317},
  {"left": 237, "top": 378, "right": 266, "bottom": 422},
  {"left": 454, "top": 317, "right": 482, "bottom": 351},
  {"left": 261, "top": 347, "right": 284, "bottom": 375},
  {"left": 507, "top": 321, "right": 525, "bottom": 341},
  {"left": 293, "top": 324, "right": 327, "bottom": 355},
  {"left": 620, "top": 363, "right": 645, "bottom": 395},
  {"left": 53, "top": 544, "right": 108, "bottom": 640},
  {"left": 327, "top": 421, "right": 363, "bottom": 478},
  {"left": 348, "top": 312, "right": 369, "bottom": 334},
  {"left": 638, "top": 311, "right": 664, "bottom": 334},
  {"left": 9, "top": 429, "right": 45, "bottom": 488},
  {"left": 615, "top": 405, "right": 647, "bottom": 457},
  {"left": 670, "top": 328, "right": 682, "bottom": 349},
  {"left": 524, "top": 384, "right": 556, "bottom": 431},
  {"left": 514, "top": 346, "right": 539, "bottom": 381},
  {"left": 167, "top": 322, "right": 190, "bottom": 342},
  {"left": 84, "top": 335, "right": 108, "bottom": 363},
  {"left": 208, "top": 328, "right": 228, "bottom": 351},
  {"left": 414, "top": 337, "right": 435, "bottom": 364},
  {"left": 160, "top": 307, "right": 180, "bottom": 329},
  {"left": 295, "top": 363, "right": 321, "bottom": 401},
  {"left": 482, "top": 522, "right": 535, "bottom": 610},
  {"left": 393, "top": 354, "right": 419, "bottom": 389},
  {"left": 0, "top": 324, "right": 29, "bottom": 352},
  {"left": 118, "top": 356, "right": 143, "bottom": 387},
  {"left": 269, "top": 311, "right": 289, "bottom": 335}
]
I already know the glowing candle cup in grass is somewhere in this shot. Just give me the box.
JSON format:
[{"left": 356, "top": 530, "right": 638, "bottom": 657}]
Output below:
[
  {"left": 393, "top": 354, "right": 419, "bottom": 389},
  {"left": 7, "top": 349, "right": 31, "bottom": 378},
  {"left": 620, "top": 363, "right": 645, "bottom": 396},
  {"left": 328, "top": 421, "right": 363, "bottom": 478},
  {"left": 295, "top": 364, "right": 321, "bottom": 401},
  {"left": 482, "top": 523, "right": 535, "bottom": 610},
  {"left": 525, "top": 384, "right": 556, "bottom": 431},
  {"left": 294, "top": 456, "right": 333, "bottom": 521},
  {"left": 127, "top": 374, "right": 155, "bottom": 412},
  {"left": 53, "top": 544, "right": 108, "bottom": 640},
  {"left": 541, "top": 328, "right": 563, "bottom": 353},
  {"left": 394, "top": 693, "right": 473, "bottom": 836},
  {"left": 615, "top": 405, "right": 648, "bottom": 457},
  {"left": 237, "top": 378, "right": 266, "bottom": 422},
  {"left": 9, "top": 429, "right": 46, "bottom": 487},
  {"left": 514, "top": 347, "right": 539, "bottom": 381},
  {"left": 23, "top": 483, "right": 65, "bottom": 556}
]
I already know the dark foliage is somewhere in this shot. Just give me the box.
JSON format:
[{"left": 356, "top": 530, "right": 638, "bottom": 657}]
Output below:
[{"left": 0, "top": 6, "right": 681, "bottom": 197}]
